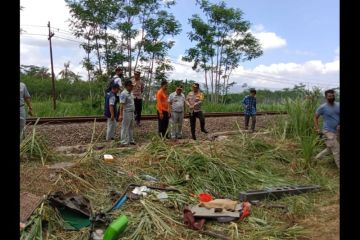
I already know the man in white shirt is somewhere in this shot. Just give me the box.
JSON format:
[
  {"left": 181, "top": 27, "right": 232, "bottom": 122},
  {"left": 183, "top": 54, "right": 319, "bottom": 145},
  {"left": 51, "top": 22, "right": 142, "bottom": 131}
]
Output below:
[{"left": 168, "top": 84, "right": 185, "bottom": 139}]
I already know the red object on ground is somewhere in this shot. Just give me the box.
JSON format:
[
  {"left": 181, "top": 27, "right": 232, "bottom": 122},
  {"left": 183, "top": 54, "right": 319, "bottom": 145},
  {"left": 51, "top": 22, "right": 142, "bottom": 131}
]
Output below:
[
  {"left": 198, "top": 193, "right": 213, "bottom": 202},
  {"left": 239, "top": 201, "right": 251, "bottom": 221}
]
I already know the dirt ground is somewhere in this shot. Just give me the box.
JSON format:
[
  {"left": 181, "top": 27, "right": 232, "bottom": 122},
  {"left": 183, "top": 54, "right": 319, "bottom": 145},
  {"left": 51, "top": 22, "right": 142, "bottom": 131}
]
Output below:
[
  {"left": 26, "top": 115, "right": 279, "bottom": 147},
  {"left": 21, "top": 114, "right": 339, "bottom": 239}
]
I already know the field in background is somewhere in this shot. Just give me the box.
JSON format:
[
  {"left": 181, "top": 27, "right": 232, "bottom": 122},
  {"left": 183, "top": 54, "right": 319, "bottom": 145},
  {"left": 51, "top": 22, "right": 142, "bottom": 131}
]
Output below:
[{"left": 30, "top": 99, "right": 286, "bottom": 117}]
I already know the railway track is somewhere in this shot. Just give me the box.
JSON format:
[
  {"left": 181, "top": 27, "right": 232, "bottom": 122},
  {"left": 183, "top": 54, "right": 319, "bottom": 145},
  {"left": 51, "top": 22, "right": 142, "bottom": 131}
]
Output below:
[{"left": 26, "top": 111, "right": 287, "bottom": 125}]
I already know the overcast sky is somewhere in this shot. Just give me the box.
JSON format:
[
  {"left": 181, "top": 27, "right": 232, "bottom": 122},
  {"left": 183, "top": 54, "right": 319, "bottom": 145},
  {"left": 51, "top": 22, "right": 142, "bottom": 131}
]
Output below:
[{"left": 20, "top": 0, "right": 339, "bottom": 92}]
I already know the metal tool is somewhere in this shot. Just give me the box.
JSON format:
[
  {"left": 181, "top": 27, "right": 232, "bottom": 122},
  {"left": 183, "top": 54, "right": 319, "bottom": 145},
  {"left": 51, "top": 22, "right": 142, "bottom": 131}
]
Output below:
[{"left": 239, "top": 185, "right": 321, "bottom": 202}]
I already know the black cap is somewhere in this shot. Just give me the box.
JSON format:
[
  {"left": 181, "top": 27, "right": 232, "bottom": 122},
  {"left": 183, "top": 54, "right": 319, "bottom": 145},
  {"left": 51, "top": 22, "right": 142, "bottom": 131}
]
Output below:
[
  {"left": 112, "top": 83, "right": 120, "bottom": 89},
  {"left": 115, "top": 66, "right": 123, "bottom": 71},
  {"left": 124, "top": 80, "right": 133, "bottom": 87}
]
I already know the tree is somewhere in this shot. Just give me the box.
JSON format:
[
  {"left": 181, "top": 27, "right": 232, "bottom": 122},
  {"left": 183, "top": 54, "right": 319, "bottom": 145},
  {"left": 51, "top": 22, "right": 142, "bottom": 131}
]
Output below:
[
  {"left": 58, "top": 61, "right": 80, "bottom": 83},
  {"left": 65, "top": 0, "right": 123, "bottom": 75},
  {"left": 20, "top": 65, "right": 51, "bottom": 80},
  {"left": 183, "top": 0, "right": 262, "bottom": 103}
]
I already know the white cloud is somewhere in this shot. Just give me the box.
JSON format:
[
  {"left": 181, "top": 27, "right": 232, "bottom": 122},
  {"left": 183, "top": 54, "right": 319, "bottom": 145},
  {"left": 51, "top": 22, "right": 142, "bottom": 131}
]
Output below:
[
  {"left": 168, "top": 56, "right": 339, "bottom": 92},
  {"left": 252, "top": 31, "right": 287, "bottom": 50},
  {"left": 249, "top": 25, "right": 287, "bottom": 50}
]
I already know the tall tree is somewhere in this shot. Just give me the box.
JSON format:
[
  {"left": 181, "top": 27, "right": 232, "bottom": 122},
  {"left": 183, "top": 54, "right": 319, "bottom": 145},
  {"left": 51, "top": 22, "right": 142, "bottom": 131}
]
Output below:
[{"left": 183, "top": 0, "right": 262, "bottom": 103}]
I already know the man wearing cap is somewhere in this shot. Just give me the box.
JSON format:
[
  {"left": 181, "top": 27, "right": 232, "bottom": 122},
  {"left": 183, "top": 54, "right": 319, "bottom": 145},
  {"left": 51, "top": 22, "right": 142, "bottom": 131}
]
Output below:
[
  {"left": 20, "top": 82, "right": 33, "bottom": 141},
  {"left": 118, "top": 80, "right": 136, "bottom": 145},
  {"left": 242, "top": 88, "right": 257, "bottom": 132},
  {"left": 168, "top": 84, "right": 186, "bottom": 139},
  {"left": 132, "top": 70, "right": 145, "bottom": 126},
  {"left": 185, "top": 83, "right": 208, "bottom": 140},
  {"left": 113, "top": 66, "right": 125, "bottom": 87},
  {"left": 106, "top": 66, "right": 125, "bottom": 97},
  {"left": 156, "top": 80, "right": 170, "bottom": 138},
  {"left": 104, "top": 83, "right": 121, "bottom": 141}
]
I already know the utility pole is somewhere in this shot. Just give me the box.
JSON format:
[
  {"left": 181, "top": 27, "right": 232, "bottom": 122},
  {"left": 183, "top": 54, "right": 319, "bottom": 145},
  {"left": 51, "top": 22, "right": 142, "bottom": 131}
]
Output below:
[{"left": 48, "top": 21, "right": 56, "bottom": 110}]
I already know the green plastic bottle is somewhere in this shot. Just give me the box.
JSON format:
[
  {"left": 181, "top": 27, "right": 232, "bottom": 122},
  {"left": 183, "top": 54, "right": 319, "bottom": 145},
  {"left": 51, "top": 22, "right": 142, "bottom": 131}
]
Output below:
[{"left": 103, "top": 215, "right": 128, "bottom": 240}]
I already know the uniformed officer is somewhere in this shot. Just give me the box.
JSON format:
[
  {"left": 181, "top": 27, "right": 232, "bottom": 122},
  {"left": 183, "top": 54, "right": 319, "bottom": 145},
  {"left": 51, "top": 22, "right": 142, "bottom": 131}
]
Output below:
[
  {"left": 20, "top": 82, "right": 33, "bottom": 141},
  {"left": 132, "top": 70, "right": 145, "bottom": 126},
  {"left": 104, "top": 83, "right": 121, "bottom": 141},
  {"left": 118, "top": 80, "right": 136, "bottom": 145},
  {"left": 185, "top": 83, "right": 208, "bottom": 140}
]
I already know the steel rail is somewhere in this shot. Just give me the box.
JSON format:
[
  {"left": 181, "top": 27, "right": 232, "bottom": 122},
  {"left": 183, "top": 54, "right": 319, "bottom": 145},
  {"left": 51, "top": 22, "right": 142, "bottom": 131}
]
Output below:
[{"left": 26, "top": 111, "right": 287, "bottom": 125}]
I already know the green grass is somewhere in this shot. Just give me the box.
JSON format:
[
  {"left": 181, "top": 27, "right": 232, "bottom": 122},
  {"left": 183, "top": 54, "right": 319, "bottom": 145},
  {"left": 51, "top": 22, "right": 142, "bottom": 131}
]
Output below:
[{"left": 30, "top": 98, "right": 286, "bottom": 117}]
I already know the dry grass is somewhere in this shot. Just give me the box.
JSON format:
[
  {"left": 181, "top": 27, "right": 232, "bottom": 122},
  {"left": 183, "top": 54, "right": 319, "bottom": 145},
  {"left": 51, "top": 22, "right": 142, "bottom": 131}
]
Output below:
[{"left": 20, "top": 117, "right": 339, "bottom": 240}]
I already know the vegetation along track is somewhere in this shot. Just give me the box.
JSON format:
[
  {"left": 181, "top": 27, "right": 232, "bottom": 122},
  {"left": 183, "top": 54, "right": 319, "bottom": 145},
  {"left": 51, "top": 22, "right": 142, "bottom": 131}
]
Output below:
[{"left": 26, "top": 111, "right": 287, "bottom": 125}]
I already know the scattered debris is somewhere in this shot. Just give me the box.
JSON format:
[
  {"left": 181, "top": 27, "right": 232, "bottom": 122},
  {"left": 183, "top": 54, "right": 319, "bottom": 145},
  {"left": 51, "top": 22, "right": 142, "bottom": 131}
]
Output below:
[
  {"left": 156, "top": 192, "right": 168, "bottom": 201},
  {"left": 46, "top": 162, "right": 77, "bottom": 169},
  {"left": 198, "top": 193, "right": 213, "bottom": 202},
  {"left": 103, "top": 215, "right": 128, "bottom": 240},
  {"left": 140, "top": 174, "right": 158, "bottom": 182},
  {"left": 103, "top": 154, "right": 114, "bottom": 162},
  {"left": 48, "top": 191, "right": 92, "bottom": 230},
  {"left": 239, "top": 185, "right": 321, "bottom": 202},
  {"left": 20, "top": 192, "right": 43, "bottom": 224},
  {"left": 132, "top": 186, "right": 151, "bottom": 196},
  {"left": 91, "top": 229, "right": 104, "bottom": 240},
  {"left": 199, "top": 199, "right": 238, "bottom": 210}
]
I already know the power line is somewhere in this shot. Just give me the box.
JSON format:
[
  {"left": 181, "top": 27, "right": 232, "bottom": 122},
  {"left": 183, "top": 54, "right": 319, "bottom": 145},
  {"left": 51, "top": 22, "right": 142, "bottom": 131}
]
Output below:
[{"left": 53, "top": 35, "right": 85, "bottom": 44}]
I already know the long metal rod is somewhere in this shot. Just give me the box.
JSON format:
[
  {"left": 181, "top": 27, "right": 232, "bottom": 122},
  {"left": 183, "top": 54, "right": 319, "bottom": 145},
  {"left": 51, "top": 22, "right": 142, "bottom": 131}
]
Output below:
[{"left": 26, "top": 111, "right": 287, "bottom": 125}]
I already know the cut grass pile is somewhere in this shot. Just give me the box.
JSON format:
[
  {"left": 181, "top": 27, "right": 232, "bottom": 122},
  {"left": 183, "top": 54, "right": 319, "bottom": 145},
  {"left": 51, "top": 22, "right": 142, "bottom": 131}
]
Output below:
[{"left": 20, "top": 119, "right": 339, "bottom": 239}]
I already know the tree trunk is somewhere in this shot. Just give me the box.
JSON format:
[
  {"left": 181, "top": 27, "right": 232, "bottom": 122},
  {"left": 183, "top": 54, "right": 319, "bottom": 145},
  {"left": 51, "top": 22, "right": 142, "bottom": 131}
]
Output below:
[
  {"left": 134, "top": 15, "right": 145, "bottom": 71},
  {"left": 204, "top": 66, "right": 209, "bottom": 95},
  {"left": 104, "top": 28, "right": 109, "bottom": 74},
  {"left": 95, "top": 35, "right": 102, "bottom": 74},
  {"left": 148, "top": 52, "right": 156, "bottom": 101}
]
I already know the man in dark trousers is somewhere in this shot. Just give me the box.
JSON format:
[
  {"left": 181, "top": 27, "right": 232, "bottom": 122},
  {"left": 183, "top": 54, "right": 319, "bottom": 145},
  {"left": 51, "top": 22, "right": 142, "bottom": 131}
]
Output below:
[
  {"left": 104, "top": 83, "right": 121, "bottom": 141},
  {"left": 132, "top": 70, "right": 145, "bottom": 126},
  {"left": 156, "top": 80, "right": 170, "bottom": 138},
  {"left": 242, "top": 88, "right": 257, "bottom": 132},
  {"left": 185, "top": 83, "right": 208, "bottom": 140}
]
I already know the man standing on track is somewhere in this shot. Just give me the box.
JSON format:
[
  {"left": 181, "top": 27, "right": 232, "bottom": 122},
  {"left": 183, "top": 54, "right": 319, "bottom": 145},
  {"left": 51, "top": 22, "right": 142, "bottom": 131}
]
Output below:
[
  {"left": 20, "top": 82, "right": 33, "bottom": 141},
  {"left": 119, "top": 80, "right": 136, "bottom": 145},
  {"left": 242, "top": 88, "right": 257, "bottom": 132},
  {"left": 104, "top": 83, "right": 121, "bottom": 141},
  {"left": 314, "top": 89, "right": 340, "bottom": 169},
  {"left": 156, "top": 80, "right": 170, "bottom": 138},
  {"left": 168, "top": 84, "right": 185, "bottom": 139},
  {"left": 132, "top": 70, "right": 145, "bottom": 126},
  {"left": 185, "top": 83, "right": 208, "bottom": 140}
]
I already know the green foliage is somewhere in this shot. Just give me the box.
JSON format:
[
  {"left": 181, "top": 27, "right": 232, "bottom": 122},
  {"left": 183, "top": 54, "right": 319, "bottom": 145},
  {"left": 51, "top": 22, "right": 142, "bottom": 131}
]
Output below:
[{"left": 183, "top": 0, "right": 262, "bottom": 103}]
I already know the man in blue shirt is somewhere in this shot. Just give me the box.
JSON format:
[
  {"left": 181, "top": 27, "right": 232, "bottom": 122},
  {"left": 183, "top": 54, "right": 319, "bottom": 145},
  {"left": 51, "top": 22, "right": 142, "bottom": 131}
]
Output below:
[
  {"left": 242, "top": 88, "right": 257, "bottom": 132},
  {"left": 314, "top": 89, "right": 340, "bottom": 169},
  {"left": 104, "top": 83, "right": 121, "bottom": 141}
]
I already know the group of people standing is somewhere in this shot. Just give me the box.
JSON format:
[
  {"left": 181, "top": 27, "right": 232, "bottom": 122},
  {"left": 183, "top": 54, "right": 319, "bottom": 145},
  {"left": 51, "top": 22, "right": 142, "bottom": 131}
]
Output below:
[
  {"left": 104, "top": 66, "right": 210, "bottom": 144},
  {"left": 155, "top": 81, "right": 208, "bottom": 140},
  {"left": 19, "top": 67, "right": 340, "bottom": 170}
]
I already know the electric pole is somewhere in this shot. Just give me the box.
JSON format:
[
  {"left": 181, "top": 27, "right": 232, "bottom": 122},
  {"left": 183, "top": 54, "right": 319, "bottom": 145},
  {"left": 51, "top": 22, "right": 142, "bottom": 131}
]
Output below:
[{"left": 48, "top": 21, "right": 56, "bottom": 110}]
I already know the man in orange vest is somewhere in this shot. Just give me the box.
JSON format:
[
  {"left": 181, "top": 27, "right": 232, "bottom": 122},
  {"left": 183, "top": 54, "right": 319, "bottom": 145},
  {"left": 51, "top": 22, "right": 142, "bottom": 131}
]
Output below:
[{"left": 156, "top": 80, "right": 170, "bottom": 138}]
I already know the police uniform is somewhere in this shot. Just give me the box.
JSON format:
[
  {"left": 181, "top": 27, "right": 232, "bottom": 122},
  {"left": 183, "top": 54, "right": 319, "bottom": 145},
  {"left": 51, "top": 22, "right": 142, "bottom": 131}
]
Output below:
[
  {"left": 186, "top": 90, "right": 208, "bottom": 140},
  {"left": 20, "top": 82, "right": 31, "bottom": 139},
  {"left": 119, "top": 89, "right": 135, "bottom": 144}
]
